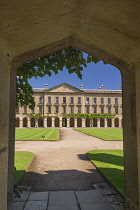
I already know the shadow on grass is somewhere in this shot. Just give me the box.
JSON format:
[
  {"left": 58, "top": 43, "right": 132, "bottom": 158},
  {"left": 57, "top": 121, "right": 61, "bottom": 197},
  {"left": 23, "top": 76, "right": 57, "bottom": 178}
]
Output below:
[
  {"left": 14, "top": 170, "right": 25, "bottom": 185},
  {"left": 86, "top": 153, "right": 124, "bottom": 167}
]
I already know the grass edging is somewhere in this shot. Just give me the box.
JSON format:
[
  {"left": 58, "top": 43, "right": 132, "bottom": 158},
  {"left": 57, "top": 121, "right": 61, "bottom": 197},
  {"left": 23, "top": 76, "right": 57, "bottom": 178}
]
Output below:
[
  {"left": 14, "top": 151, "right": 35, "bottom": 185},
  {"left": 87, "top": 149, "right": 124, "bottom": 196}
]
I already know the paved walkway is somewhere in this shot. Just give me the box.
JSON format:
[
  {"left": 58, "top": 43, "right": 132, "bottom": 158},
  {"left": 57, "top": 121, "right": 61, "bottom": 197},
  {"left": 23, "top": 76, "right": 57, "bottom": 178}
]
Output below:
[{"left": 14, "top": 128, "right": 124, "bottom": 209}]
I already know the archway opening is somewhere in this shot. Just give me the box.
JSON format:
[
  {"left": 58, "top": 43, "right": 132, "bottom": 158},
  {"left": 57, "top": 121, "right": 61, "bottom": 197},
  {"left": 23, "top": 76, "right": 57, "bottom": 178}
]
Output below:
[
  {"left": 100, "top": 118, "right": 105, "bottom": 127},
  {"left": 47, "top": 117, "right": 52, "bottom": 127},
  {"left": 107, "top": 118, "right": 112, "bottom": 127},
  {"left": 62, "top": 118, "right": 67, "bottom": 127},
  {"left": 38, "top": 118, "right": 43, "bottom": 127},
  {"left": 114, "top": 118, "right": 119, "bottom": 127},
  {"left": 77, "top": 118, "right": 82, "bottom": 127},
  {"left": 55, "top": 117, "right": 59, "bottom": 127},
  {"left": 15, "top": 118, "right": 20, "bottom": 127},
  {"left": 93, "top": 118, "right": 97, "bottom": 127},
  {"left": 31, "top": 117, "right": 35, "bottom": 127},
  {"left": 23, "top": 117, "right": 27, "bottom": 127},
  {"left": 70, "top": 117, "right": 74, "bottom": 127}
]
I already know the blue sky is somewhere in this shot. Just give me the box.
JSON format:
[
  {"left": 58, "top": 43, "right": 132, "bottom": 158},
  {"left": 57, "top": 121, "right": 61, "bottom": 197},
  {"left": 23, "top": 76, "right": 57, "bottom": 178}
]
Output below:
[{"left": 29, "top": 57, "right": 122, "bottom": 90}]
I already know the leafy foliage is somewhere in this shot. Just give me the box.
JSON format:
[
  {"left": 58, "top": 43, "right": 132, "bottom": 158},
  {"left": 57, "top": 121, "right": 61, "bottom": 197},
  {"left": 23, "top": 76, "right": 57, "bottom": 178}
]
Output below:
[
  {"left": 61, "top": 113, "right": 116, "bottom": 118},
  {"left": 17, "top": 47, "right": 101, "bottom": 109}
]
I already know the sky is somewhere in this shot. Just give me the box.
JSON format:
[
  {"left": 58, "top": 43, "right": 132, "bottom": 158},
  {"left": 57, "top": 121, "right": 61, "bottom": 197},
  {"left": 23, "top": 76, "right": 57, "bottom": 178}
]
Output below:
[{"left": 29, "top": 54, "right": 122, "bottom": 90}]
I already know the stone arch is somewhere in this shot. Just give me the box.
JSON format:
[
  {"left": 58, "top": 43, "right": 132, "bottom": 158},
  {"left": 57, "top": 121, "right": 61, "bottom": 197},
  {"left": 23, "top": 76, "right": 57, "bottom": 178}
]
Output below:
[
  {"left": 86, "top": 117, "right": 90, "bottom": 127},
  {"left": 77, "top": 118, "right": 82, "bottom": 127},
  {"left": 55, "top": 117, "right": 59, "bottom": 127},
  {"left": 15, "top": 118, "right": 20, "bottom": 127},
  {"left": 70, "top": 117, "right": 74, "bottom": 127},
  {"left": 3, "top": 9, "right": 140, "bottom": 208},
  {"left": 93, "top": 118, "right": 97, "bottom": 127},
  {"left": 114, "top": 118, "right": 119, "bottom": 127},
  {"left": 100, "top": 118, "right": 105, "bottom": 127},
  {"left": 38, "top": 118, "right": 43, "bottom": 127},
  {"left": 31, "top": 117, "right": 35, "bottom": 127},
  {"left": 23, "top": 117, "right": 27, "bottom": 127},
  {"left": 107, "top": 118, "right": 112, "bottom": 127},
  {"left": 47, "top": 117, "right": 52, "bottom": 127}
]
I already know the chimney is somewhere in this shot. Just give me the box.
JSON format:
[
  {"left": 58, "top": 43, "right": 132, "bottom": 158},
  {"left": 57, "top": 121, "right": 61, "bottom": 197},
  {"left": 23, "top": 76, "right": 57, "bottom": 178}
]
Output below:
[
  {"left": 80, "top": 84, "right": 83, "bottom": 90},
  {"left": 45, "top": 84, "right": 48, "bottom": 89}
]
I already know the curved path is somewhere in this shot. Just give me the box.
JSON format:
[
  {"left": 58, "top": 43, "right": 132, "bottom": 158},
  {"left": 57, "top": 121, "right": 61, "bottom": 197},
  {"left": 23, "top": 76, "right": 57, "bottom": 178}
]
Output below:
[{"left": 15, "top": 128, "right": 123, "bottom": 191}]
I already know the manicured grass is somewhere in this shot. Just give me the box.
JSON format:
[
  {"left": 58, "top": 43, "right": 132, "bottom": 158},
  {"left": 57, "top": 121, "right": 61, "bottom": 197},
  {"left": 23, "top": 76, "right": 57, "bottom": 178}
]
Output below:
[
  {"left": 87, "top": 149, "right": 124, "bottom": 195},
  {"left": 14, "top": 151, "right": 34, "bottom": 184},
  {"left": 15, "top": 128, "right": 59, "bottom": 140},
  {"left": 74, "top": 128, "right": 123, "bottom": 140}
]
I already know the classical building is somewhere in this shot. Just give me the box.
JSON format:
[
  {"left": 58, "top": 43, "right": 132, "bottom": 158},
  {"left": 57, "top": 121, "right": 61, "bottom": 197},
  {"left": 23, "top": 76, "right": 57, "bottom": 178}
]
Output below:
[{"left": 16, "top": 83, "right": 122, "bottom": 128}]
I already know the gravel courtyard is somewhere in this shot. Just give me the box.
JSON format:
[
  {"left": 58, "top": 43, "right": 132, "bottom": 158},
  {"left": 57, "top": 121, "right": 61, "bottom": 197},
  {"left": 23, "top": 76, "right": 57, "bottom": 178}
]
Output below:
[{"left": 15, "top": 128, "right": 123, "bottom": 191}]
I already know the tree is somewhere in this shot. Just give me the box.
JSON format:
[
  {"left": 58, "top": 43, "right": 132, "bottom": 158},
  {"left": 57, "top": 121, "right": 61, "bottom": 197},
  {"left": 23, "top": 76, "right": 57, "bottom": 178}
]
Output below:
[{"left": 17, "top": 47, "right": 102, "bottom": 109}]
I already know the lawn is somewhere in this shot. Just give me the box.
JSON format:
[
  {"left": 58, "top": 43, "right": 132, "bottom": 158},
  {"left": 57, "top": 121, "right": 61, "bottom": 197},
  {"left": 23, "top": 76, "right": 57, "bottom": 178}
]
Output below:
[
  {"left": 74, "top": 128, "right": 123, "bottom": 140},
  {"left": 87, "top": 149, "right": 124, "bottom": 195},
  {"left": 14, "top": 151, "right": 34, "bottom": 184},
  {"left": 15, "top": 128, "right": 59, "bottom": 140}
]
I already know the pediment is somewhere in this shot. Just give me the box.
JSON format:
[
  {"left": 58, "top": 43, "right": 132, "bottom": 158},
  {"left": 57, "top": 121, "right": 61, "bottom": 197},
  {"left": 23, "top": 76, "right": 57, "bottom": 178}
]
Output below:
[{"left": 47, "top": 83, "right": 84, "bottom": 93}]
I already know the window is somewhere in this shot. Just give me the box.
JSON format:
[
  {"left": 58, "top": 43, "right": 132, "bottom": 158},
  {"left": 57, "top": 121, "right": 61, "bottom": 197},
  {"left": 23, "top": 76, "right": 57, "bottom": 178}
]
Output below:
[
  {"left": 78, "top": 107, "right": 81, "bottom": 113},
  {"left": 63, "top": 106, "right": 66, "bottom": 113},
  {"left": 39, "top": 106, "right": 42, "bottom": 113},
  {"left": 101, "top": 106, "right": 104, "bottom": 114},
  {"left": 86, "top": 97, "right": 89, "bottom": 104},
  {"left": 63, "top": 97, "right": 66, "bottom": 103},
  {"left": 108, "top": 107, "right": 111, "bottom": 114},
  {"left": 70, "top": 106, "right": 74, "bottom": 113},
  {"left": 55, "top": 106, "right": 59, "bottom": 113},
  {"left": 39, "top": 97, "right": 43, "bottom": 103},
  {"left": 86, "top": 107, "right": 90, "bottom": 113},
  {"left": 55, "top": 97, "right": 59, "bottom": 103},
  {"left": 78, "top": 97, "right": 81, "bottom": 104},
  {"left": 93, "top": 98, "right": 97, "bottom": 104},
  {"left": 108, "top": 98, "right": 111, "bottom": 104},
  {"left": 115, "top": 98, "right": 118, "bottom": 104},
  {"left": 101, "top": 98, "right": 104, "bottom": 104},
  {"left": 24, "top": 106, "right": 27, "bottom": 113},
  {"left": 15, "top": 107, "right": 19, "bottom": 113},
  {"left": 70, "top": 97, "right": 74, "bottom": 103},
  {"left": 48, "top": 96, "right": 51, "bottom": 103},
  {"left": 48, "top": 106, "right": 51, "bottom": 113},
  {"left": 115, "top": 107, "right": 118, "bottom": 114},
  {"left": 93, "top": 106, "right": 97, "bottom": 113}
]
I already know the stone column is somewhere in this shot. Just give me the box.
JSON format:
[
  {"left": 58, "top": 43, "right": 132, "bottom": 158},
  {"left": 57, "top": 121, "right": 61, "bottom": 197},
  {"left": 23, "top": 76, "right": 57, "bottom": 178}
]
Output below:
[
  {"left": 82, "top": 118, "right": 85, "bottom": 127},
  {"left": 59, "top": 118, "right": 62, "bottom": 127},
  {"left": 35, "top": 119, "right": 38, "bottom": 128},
  {"left": 97, "top": 118, "right": 100, "bottom": 127},
  {"left": 74, "top": 118, "right": 77, "bottom": 127},
  {"left": 104, "top": 118, "right": 107, "bottom": 127},
  {"left": 44, "top": 118, "right": 47, "bottom": 128},
  {"left": 119, "top": 117, "right": 122, "bottom": 128},
  {"left": 67, "top": 118, "right": 70, "bottom": 127},
  {"left": 112, "top": 118, "right": 115, "bottom": 128},
  {"left": 27, "top": 118, "right": 31, "bottom": 128},
  {"left": 20, "top": 118, "right": 23, "bottom": 128},
  {"left": 52, "top": 117, "right": 55, "bottom": 127}
]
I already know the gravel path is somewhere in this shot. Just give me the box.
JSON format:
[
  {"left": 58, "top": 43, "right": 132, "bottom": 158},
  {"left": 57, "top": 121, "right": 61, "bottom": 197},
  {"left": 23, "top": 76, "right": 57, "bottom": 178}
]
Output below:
[{"left": 15, "top": 128, "right": 123, "bottom": 191}]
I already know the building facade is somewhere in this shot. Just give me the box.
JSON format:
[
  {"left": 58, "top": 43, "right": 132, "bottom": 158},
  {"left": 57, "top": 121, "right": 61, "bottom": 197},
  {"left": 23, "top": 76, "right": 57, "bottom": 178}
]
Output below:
[{"left": 15, "top": 83, "right": 122, "bottom": 128}]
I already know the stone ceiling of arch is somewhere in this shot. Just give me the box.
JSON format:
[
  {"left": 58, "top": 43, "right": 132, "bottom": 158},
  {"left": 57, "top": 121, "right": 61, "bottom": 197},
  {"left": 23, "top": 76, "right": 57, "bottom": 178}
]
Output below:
[{"left": 0, "top": 0, "right": 140, "bottom": 64}]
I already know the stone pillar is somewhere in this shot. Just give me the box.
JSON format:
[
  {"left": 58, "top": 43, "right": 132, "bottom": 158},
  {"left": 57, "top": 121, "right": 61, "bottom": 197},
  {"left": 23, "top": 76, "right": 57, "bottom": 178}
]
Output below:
[
  {"left": 104, "top": 118, "right": 107, "bottom": 127},
  {"left": 119, "top": 117, "right": 122, "bottom": 128},
  {"left": 0, "top": 55, "right": 10, "bottom": 210},
  {"left": 82, "top": 118, "right": 85, "bottom": 127},
  {"left": 122, "top": 66, "right": 140, "bottom": 209},
  {"left": 74, "top": 118, "right": 77, "bottom": 127},
  {"left": 44, "top": 118, "right": 47, "bottom": 128},
  {"left": 27, "top": 118, "right": 31, "bottom": 128},
  {"left": 20, "top": 118, "right": 23, "bottom": 128},
  {"left": 67, "top": 118, "right": 70, "bottom": 127},
  {"left": 52, "top": 118, "right": 55, "bottom": 127},
  {"left": 35, "top": 119, "right": 38, "bottom": 128},
  {"left": 112, "top": 118, "right": 115, "bottom": 128},
  {"left": 97, "top": 118, "right": 100, "bottom": 127},
  {"left": 60, "top": 118, "right": 62, "bottom": 127}
]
